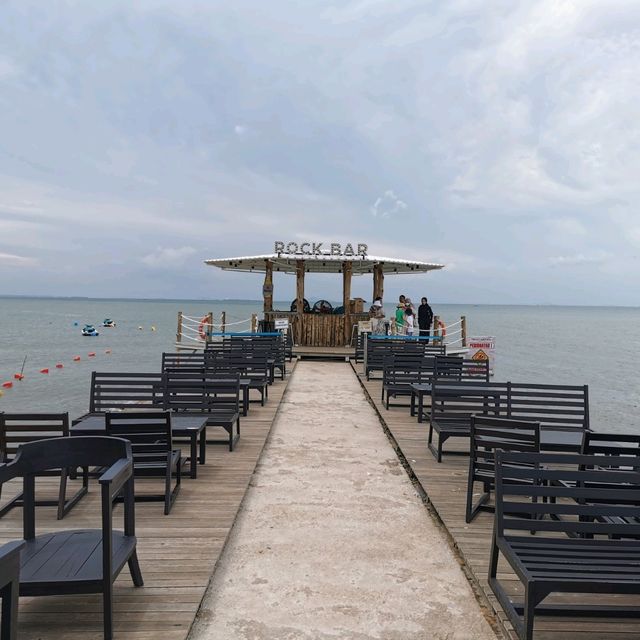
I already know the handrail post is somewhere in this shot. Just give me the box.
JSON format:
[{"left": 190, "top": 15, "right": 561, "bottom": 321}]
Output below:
[
  {"left": 207, "top": 312, "right": 213, "bottom": 343},
  {"left": 251, "top": 313, "right": 258, "bottom": 333},
  {"left": 433, "top": 315, "right": 440, "bottom": 343},
  {"left": 461, "top": 315, "right": 467, "bottom": 347},
  {"left": 221, "top": 311, "right": 226, "bottom": 335},
  {"left": 176, "top": 311, "right": 183, "bottom": 351}
]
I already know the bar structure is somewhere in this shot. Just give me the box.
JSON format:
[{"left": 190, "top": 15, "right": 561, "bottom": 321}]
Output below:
[{"left": 205, "top": 250, "right": 444, "bottom": 347}]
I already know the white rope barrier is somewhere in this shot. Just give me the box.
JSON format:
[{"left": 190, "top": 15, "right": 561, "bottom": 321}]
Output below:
[{"left": 181, "top": 314, "right": 208, "bottom": 323}]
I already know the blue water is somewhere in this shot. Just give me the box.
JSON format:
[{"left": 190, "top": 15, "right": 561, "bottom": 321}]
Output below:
[{"left": 0, "top": 298, "right": 638, "bottom": 434}]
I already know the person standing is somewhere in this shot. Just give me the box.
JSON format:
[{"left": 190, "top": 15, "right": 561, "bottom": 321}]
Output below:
[
  {"left": 404, "top": 307, "right": 415, "bottom": 336},
  {"left": 370, "top": 299, "right": 385, "bottom": 334},
  {"left": 394, "top": 303, "right": 405, "bottom": 335},
  {"left": 418, "top": 297, "right": 433, "bottom": 340}
]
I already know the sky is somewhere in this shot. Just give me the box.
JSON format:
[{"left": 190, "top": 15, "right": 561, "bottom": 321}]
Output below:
[{"left": 0, "top": 0, "right": 639, "bottom": 305}]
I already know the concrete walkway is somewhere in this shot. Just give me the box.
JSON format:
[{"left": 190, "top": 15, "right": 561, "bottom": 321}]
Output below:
[{"left": 190, "top": 361, "right": 498, "bottom": 640}]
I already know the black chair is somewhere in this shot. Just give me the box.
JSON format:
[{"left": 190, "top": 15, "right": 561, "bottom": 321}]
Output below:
[
  {"left": 489, "top": 450, "right": 640, "bottom": 640},
  {"left": 0, "top": 541, "right": 23, "bottom": 640},
  {"left": 466, "top": 415, "right": 540, "bottom": 523},
  {"left": 0, "top": 413, "right": 88, "bottom": 519},
  {"left": 88, "top": 372, "right": 165, "bottom": 414},
  {"left": 105, "top": 412, "right": 181, "bottom": 515},
  {"left": 0, "top": 436, "right": 143, "bottom": 640}
]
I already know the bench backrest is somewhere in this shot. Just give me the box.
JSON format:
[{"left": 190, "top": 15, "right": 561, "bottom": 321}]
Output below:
[
  {"left": 469, "top": 415, "right": 540, "bottom": 489},
  {"left": 106, "top": 412, "right": 173, "bottom": 465},
  {"left": 90, "top": 372, "right": 165, "bottom": 413},
  {"left": 366, "top": 339, "right": 445, "bottom": 374},
  {"left": 382, "top": 354, "right": 437, "bottom": 386},
  {"left": 0, "top": 413, "right": 70, "bottom": 463},
  {"left": 431, "top": 381, "right": 510, "bottom": 424},
  {"left": 434, "top": 356, "right": 490, "bottom": 382},
  {"left": 163, "top": 372, "right": 240, "bottom": 413},
  {"left": 495, "top": 450, "right": 640, "bottom": 538}
]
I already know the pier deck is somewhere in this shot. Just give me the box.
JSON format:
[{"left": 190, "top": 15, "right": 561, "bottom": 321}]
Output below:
[
  {"left": 0, "top": 365, "right": 294, "bottom": 640},
  {"left": 356, "top": 365, "right": 640, "bottom": 640}
]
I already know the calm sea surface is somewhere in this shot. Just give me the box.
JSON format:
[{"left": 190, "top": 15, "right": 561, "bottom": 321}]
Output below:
[{"left": 0, "top": 298, "right": 638, "bottom": 434}]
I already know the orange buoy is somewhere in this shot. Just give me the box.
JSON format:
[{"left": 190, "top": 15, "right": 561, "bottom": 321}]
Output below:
[
  {"left": 55, "top": 363, "right": 64, "bottom": 369},
  {"left": 2, "top": 381, "right": 13, "bottom": 389},
  {"left": 73, "top": 356, "right": 81, "bottom": 361},
  {"left": 40, "top": 368, "right": 49, "bottom": 374},
  {"left": 88, "top": 352, "right": 96, "bottom": 357},
  {"left": 13, "top": 373, "right": 24, "bottom": 380}
]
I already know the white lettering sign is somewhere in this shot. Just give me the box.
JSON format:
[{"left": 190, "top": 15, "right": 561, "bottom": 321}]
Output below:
[{"left": 274, "top": 241, "right": 368, "bottom": 257}]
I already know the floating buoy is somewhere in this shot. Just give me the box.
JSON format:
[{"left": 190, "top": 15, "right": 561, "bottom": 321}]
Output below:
[
  {"left": 73, "top": 355, "right": 81, "bottom": 361},
  {"left": 73, "top": 321, "right": 79, "bottom": 326},
  {"left": 2, "top": 381, "right": 13, "bottom": 389},
  {"left": 55, "top": 363, "right": 64, "bottom": 369},
  {"left": 138, "top": 326, "right": 143, "bottom": 330},
  {"left": 88, "top": 352, "right": 96, "bottom": 357},
  {"left": 13, "top": 373, "right": 24, "bottom": 380},
  {"left": 105, "top": 349, "right": 112, "bottom": 354},
  {"left": 151, "top": 326, "right": 156, "bottom": 332},
  {"left": 40, "top": 368, "right": 49, "bottom": 374}
]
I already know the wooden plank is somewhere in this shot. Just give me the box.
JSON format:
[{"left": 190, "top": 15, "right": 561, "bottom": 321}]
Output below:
[
  {"left": 354, "top": 365, "right": 640, "bottom": 640},
  {"left": 6, "top": 363, "right": 295, "bottom": 640}
]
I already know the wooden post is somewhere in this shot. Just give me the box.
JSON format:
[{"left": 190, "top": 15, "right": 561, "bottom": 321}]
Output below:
[
  {"left": 206, "top": 311, "right": 213, "bottom": 343},
  {"left": 251, "top": 313, "right": 258, "bottom": 333},
  {"left": 433, "top": 315, "right": 440, "bottom": 343},
  {"left": 372, "top": 263, "right": 384, "bottom": 301},
  {"left": 176, "top": 311, "right": 183, "bottom": 347},
  {"left": 220, "top": 311, "right": 226, "bottom": 335},
  {"left": 263, "top": 260, "right": 273, "bottom": 313},
  {"left": 343, "top": 261, "right": 352, "bottom": 345},
  {"left": 296, "top": 259, "right": 305, "bottom": 313},
  {"left": 461, "top": 315, "right": 467, "bottom": 347}
]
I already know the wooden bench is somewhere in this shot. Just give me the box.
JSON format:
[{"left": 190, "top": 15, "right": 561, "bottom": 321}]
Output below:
[
  {"left": 466, "top": 415, "right": 540, "bottom": 523},
  {"left": 411, "top": 357, "right": 490, "bottom": 422},
  {"left": 365, "top": 338, "right": 445, "bottom": 380},
  {"left": 0, "top": 436, "right": 143, "bottom": 640},
  {"left": 381, "top": 354, "right": 437, "bottom": 409},
  {"left": 0, "top": 413, "right": 88, "bottom": 519},
  {"left": 106, "top": 412, "right": 181, "bottom": 515},
  {"left": 490, "top": 450, "right": 640, "bottom": 640},
  {"left": 0, "top": 540, "right": 23, "bottom": 640},
  {"left": 164, "top": 372, "right": 241, "bottom": 451},
  {"left": 429, "top": 381, "right": 588, "bottom": 462}
]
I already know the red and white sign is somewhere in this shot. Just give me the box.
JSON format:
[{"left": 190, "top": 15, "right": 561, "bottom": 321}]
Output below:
[{"left": 467, "top": 336, "right": 496, "bottom": 374}]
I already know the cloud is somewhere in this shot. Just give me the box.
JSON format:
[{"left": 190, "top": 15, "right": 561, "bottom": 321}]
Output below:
[
  {"left": 0, "top": 252, "right": 38, "bottom": 267},
  {"left": 548, "top": 251, "right": 609, "bottom": 267},
  {"left": 140, "top": 246, "right": 197, "bottom": 268},
  {"left": 370, "top": 190, "right": 408, "bottom": 218}
]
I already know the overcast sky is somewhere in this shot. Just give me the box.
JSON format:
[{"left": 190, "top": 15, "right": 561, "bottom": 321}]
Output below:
[{"left": 1, "top": 0, "right": 639, "bottom": 305}]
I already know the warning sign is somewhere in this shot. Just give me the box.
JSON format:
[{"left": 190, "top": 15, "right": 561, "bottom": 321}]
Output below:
[{"left": 467, "top": 337, "right": 495, "bottom": 374}]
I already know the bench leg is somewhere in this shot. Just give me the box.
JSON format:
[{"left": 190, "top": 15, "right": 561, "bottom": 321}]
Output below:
[
  {"left": 199, "top": 431, "right": 206, "bottom": 465},
  {"left": 1, "top": 579, "right": 19, "bottom": 640},
  {"left": 128, "top": 550, "right": 144, "bottom": 587},
  {"left": 102, "top": 582, "right": 113, "bottom": 640},
  {"left": 189, "top": 436, "right": 198, "bottom": 479}
]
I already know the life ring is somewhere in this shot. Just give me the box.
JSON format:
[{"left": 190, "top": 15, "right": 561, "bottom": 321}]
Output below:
[
  {"left": 437, "top": 319, "right": 447, "bottom": 338},
  {"left": 198, "top": 316, "right": 209, "bottom": 340}
]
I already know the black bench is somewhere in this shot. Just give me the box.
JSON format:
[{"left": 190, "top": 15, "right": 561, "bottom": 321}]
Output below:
[
  {"left": 0, "top": 413, "right": 88, "bottom": 519},
  {"left": 381, "top": 354, "right": 437, "bottom": 409},
  {"left": 490, "top": 450, "right": 640, "bottom": 640},
  {"left": 365, "top": 337, "right": 445, "bottom": 380},
  {"left": 410, "top": 357, "right": 490, "bottom": 422},
  {"left": 466, "top": 415, "right": 540, "bottom": 523},
  {"left": 429, "top": 381, "right": 588, "bottom": 462},
  {"left": 0, "top": 540, "right": 23, "bottom": 640},
  {"left": 106, "top": 412, "right": 181, "bottom": 515},
  {"left": 0, "top": 436, "right": 143, "bottom": 640},
  {"left": 164, "top": 372, "right": 241, "bottom": 451}
]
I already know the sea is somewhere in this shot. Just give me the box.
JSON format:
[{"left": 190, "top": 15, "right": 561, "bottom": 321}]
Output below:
[{"left": 0, "top": 297, "right": 638, "bottom": 434}]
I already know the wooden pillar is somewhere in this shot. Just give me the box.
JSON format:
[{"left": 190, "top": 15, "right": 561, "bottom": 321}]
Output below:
[
  {"left": 372, "top": 263, "right": 384, "bottom": 301},
  {"left": 296, "top": 260, "right": 305, "bottom": 343},
  {"left": 176, "top": 311, "right": 183, "bottom": 346},
  {"left": 343, "top": 261, "right": 352, "bottom": 345},
  {"left": 206, "top": 311, "right": 213, "bottom": 343},
  {"left": 263, "top": 260, "right": 273, "bottom": 313},
  {"left": 251, "top": 313, "right": 258, "bottom": 333},
  {"left": 220, "top": 311, "right": 226, "bottom": 334},
  {"left": 461, "top": 315, "right": 467, "bottom": 347}
]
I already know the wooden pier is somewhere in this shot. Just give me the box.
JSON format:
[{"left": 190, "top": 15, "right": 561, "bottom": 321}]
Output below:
[
  {"left": 355, "top": 364, "right": 640, "bottom": 640},
  {"left": 0, "top": 365, "right": 294, "bottom": 640}
]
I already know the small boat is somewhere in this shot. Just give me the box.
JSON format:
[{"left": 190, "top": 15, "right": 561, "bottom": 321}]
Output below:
[
  {"left": 102, "top": 319, "right": 116, "bottom": 328},
  {"left": 82, "top": 324, "right": 99, "bottom": 337}
]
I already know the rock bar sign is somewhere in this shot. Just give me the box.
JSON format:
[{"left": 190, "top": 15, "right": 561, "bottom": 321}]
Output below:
[{"left": 274, "top": 241, "right": 368, "bottom": 257}]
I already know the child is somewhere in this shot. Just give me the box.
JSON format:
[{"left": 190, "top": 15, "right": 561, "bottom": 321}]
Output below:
[
  {"left": 395, "top": 303, "right": 405, "bottom": 335},
  {"left": 404, "top": 307, "right": 415, "bottom": 336}
]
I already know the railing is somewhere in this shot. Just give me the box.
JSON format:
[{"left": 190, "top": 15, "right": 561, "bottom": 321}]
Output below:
[{"left": 176, "top": 311, "right": 258, "bottom": 348}]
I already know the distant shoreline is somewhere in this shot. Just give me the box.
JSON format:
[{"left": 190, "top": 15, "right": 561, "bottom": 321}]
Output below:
[{"left": 0, "top": 295, "right": 637, "bottom": 309}]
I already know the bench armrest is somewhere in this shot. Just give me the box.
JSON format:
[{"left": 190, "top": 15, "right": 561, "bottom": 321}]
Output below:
[{"left": 99, "top": 458, "right": 133, "bottom": 496}]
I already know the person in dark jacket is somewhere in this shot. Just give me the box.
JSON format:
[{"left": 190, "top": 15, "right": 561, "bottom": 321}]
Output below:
[{"left": 418, "top": 297, "right": 434, "bottom": 340}]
